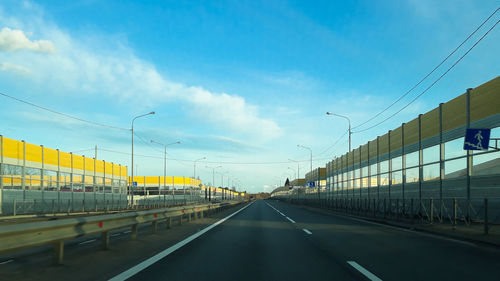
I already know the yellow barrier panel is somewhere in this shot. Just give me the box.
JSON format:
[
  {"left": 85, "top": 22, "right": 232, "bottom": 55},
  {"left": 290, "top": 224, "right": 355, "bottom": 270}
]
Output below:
[
  {"left": 25, "top": 143, "right": 42, "bottom": 163},
  {"left": 44, "top": 147, "right": 59, "bottom": 166},
  {"left": 3, "top": 137, "right": 23, "bottom": 161}
]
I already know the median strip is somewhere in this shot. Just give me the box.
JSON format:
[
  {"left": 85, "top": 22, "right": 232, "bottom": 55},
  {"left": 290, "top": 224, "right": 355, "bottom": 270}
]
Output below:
[{"left": 347, "top": 261, "right": 382, "bottom": 281}]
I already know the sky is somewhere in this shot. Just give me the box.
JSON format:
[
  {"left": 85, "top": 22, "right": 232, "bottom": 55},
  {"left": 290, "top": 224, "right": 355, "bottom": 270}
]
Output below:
[{"left": 0, "top": 0, "right": 498, "bottom": 193}]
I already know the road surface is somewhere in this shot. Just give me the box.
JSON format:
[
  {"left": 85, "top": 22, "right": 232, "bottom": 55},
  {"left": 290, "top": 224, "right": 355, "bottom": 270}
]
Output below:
[{"left": 112, "top": 199, "right": 500, "bottom": 281}]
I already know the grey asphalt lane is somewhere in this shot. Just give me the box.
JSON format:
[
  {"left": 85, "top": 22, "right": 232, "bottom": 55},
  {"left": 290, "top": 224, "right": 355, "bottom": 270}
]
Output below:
[
  {"left": 267, "top": 200, "right": 500, "bottom": 281},
  {"left": 127, "top": 200, "right": 359, "bottom": 281}
]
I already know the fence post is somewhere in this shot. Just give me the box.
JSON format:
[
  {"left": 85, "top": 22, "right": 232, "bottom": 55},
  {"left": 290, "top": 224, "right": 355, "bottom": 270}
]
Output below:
[
  {"left": 453, "top": 198, "right": 457, "bottom": 230},
  {"left": 101, "top": 231, "right": 110, "bottom": 250},
  {"left": 53, "top": 240, "right": 64, "bottom": 265},
  {"left": 484, "top": 198, "right": 488, "bottom": 235},
  {"left": 411, "top": 198, "right": 414, "bottom": 223},
  {"left": 383, "top": 198, "right": 386, "bottom": 219},
  {"left": 430, "top": 198, "right": 434, "bottom": 224},
  {"left": 396, "top": 199, "right": 399, "bottom": 220},
  {"left": 131, "top": 224, "right": 138, "bottom": 240},
  {"left": 373, "top": 199, "right": 376, "bottom": 217}
]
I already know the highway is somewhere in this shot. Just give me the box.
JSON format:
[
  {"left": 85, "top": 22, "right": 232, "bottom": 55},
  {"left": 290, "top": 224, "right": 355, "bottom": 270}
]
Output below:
[{"left": 110, "top": 199, "right": 500, "bottom": 281}]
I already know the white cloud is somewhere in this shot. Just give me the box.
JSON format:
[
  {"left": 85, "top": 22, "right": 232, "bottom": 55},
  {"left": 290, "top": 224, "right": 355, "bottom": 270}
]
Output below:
[
  {"left": 0, "top": 27, "right": 55, "bottom": 53},
  {"left": 0, "top": 62, "right": 31, "bottom": 75},
  {"left": 0, "top": 12, "right": 282, "bottom": 142},
  {"left": 187, "top": 87, "right": 283, "bottom": 140}
]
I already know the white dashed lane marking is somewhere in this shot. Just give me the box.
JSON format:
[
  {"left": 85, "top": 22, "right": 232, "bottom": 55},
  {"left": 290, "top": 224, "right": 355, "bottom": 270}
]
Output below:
[{"left": 347, "top": 261, "right": 382, "bottom": 281}]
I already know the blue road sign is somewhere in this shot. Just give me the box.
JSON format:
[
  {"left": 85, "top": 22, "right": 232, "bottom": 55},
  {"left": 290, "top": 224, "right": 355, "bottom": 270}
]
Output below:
[
  {"left": 464, "top": 128, "right": 490, "bottom": 150},
  {"left": 309, "top": 182, "right": 315, "bottom": 187},
  {"left": 133, "top": 181, "right": 138, "bottom": 186}
]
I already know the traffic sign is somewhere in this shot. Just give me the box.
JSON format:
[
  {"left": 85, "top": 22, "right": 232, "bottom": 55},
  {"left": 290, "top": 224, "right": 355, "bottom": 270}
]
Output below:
[
  {"left": 464, "top": 128, "right": 490, "bottom": 150},
  {"left": 133, "top": 181, "right": 138, "bottom": 186}
]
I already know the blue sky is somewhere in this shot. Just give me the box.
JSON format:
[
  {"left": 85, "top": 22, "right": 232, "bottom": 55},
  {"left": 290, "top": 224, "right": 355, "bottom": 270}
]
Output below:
[{"left": 0, "top": 0, "right": 498, "bottom": 193}]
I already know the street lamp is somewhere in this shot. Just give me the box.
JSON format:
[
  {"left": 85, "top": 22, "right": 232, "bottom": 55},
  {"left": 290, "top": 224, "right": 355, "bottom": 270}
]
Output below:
[
  {"left": 131, "top": 111, "right": 155, "bottom": 203},
  {"left": 206, "top": 165, "right": 221, "bottom": 201},
  {"left": 151, "top": 140, "right": 181, "bottom": 195},
  {"left": 288, "top": 167, "right": 297, "bottom": 180},
  {"left": 193, "top": 157, "right": 206, "bottom": 179},
  {"left": 288, "top": 158, "right": 300, "bottom": 179},
  {"left": 297, "top": 144, "right": 312, "bottom": 176},
  {"left": 326, "top": 112, "right": 352, "bottom": 152}
]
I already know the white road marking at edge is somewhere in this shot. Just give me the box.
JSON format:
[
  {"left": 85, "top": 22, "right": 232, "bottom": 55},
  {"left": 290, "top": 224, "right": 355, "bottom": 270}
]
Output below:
[
  {"left": 286, "top": 217, "right": 296, "bottom": 223},
  {"left": 347, "top": 261, "right": 383, "bottom": 281},
  {"left": 302, "top": 229, "right": 312, "bottom": 235},
  {"left": 0, "top": 259, "right": 13, "bottom": 265},
  {"left": 108, "top": 202, "right": 254, "bottom": 281},
  {"left": 111, "top": 233, "right": 121, "bottom": 237},
  {"left": 123, "top": 230, "right": 131, "bottom": 234},
  {"left": 78, "top": 239, "right": 97, "bottom": 245}
]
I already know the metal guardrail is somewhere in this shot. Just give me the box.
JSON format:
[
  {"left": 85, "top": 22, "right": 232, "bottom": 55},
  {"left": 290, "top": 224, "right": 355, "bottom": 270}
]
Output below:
[{"left": 0, "top": 201, "right": 243, "bottom": 264}]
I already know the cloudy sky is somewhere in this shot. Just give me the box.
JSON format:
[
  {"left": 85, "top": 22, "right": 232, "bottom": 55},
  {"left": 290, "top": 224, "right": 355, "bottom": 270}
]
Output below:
[{"left": 0, "top": 1, "right": 498, "bottom": 193}]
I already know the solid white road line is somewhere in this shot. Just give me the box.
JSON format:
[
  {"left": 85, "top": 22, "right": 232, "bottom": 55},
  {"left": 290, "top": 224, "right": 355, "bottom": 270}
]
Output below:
[
  {"left": 108, "top": 202, "right": 254, "bottom": 281},
  {"left": 286, "top": 216, "right": 296, "bottom": 223},
  {"left": 111, "top": 233, "right": 121, "bottom": 237},
  {"left": 347, "top": 261, "right": 382, "bottom": 281},
  {"left": 0, "top": 259, "right": 13, "bottom": 265},
  {"left": 302, "top": 229, "right": 312, "bottom": 235},
  {"left": 78, "top": 239, "right": 97, "bottom": 245}
]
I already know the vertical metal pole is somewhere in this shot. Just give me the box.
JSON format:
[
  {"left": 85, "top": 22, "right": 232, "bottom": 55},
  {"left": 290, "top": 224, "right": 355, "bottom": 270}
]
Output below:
[
  {"left": 430, "top": 198, "right": 434, "bottom": 224},
  {"left": 388, "top": 130, "right": 392, "bottom": 200},
  {"left": 53, "top": 240, "right": 64, "bottom": 265},
  {"left": 131, "top": 124, "right": 134, "bottom": 204},
  {"left": 484, "top": 198, "right": 488, "bottom": 235},
  {"left": 70, "top": 152, "right": 73, "bottom": 212},
  {"left": 367, "top": 142, "right": 370, "bottom": 201},
  {"left": 82, "top": 154, "right": 86, "bottom": 213},
  {"left": 439, "top": 103, "right": 444, "bottom": 220},
  {"left": 359, "top": 148, "right": 362, "bottom": 201},
  {"left": 164, "top": 146, "right": 166, "bottom": 193},
  {"left": 22, "top": 140, "right": 26, "bottom": 200},
  {"left": 376, "top": 136, "right": 380, "bottom": 200},
  {"left": 0, "top": 135, "right": 3, "bottom": 216},
  {"left": 418, "top": 114, "right": 423, "bottom": 212},
  {"left": 402, "top": 123, "right": 406, "bottom": 214},
  {"left": 453, "top": 198, "right": 457, "bottom": 229},
  {"left": 41, "top": 145, "right": 44, "bottom": 202},
  {"left": 466, "top": 88, "right": 472, "bottom": 220}
]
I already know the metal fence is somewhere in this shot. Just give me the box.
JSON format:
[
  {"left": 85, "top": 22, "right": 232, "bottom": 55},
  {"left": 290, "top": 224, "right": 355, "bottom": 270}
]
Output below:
[
  {"left": 274, "top": 191, "right": 500, "bottom": 235},
  {"left": 302, "top": 76, "right": 500, "bottom": 203}
]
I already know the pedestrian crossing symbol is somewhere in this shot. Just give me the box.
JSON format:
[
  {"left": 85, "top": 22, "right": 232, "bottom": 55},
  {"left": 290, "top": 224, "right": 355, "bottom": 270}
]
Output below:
[{"left": 464, "top": 128, "right": 490, "bottom": 150}]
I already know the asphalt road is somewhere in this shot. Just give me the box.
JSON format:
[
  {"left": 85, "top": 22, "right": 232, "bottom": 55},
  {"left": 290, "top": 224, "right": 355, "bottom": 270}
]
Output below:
[{"left": 115, "top": 199, "right": 500, "bottom": 281}]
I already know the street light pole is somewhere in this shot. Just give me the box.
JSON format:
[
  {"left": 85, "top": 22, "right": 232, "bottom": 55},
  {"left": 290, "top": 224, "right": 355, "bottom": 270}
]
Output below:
[
  {"left": 193, "top": 157, "right": 206, "bottom": 180},
  {"left": 297, "top": 144, "right": 312, "bottom": 176},
  {"left": 288, "top": 167, "right": 297, "bottom": 180},
  {"left": 288, "top": 158, "right": 300, "bottom": 179},
  {"left": 131, "top": 111, "right": 155, "bottom": 204},
  {"left": 326, "top": 112, "right": 352, "bottom": 152},
  {"left": 206, "top": 165, "right": 221, "bottom": 201},
  {"left": 151, "top": 140, "right": 181, "bottom": 197}
]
